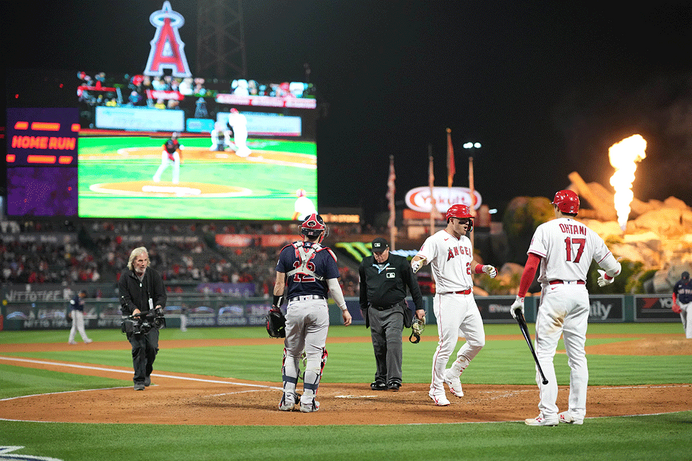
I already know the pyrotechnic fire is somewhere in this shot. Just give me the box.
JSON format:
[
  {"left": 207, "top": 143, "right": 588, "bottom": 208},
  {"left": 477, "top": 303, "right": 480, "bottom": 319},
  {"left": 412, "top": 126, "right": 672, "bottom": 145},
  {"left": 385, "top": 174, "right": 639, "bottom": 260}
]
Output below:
[{"left": 608, "top": 134, "right": 647, "bottom": 230}]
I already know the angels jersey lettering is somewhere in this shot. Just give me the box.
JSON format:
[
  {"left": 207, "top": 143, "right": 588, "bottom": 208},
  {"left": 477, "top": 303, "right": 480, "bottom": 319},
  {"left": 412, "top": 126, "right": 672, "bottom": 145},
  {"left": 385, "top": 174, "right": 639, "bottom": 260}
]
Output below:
[{"left": 417, "top": 230, "right": 474, "bottom": 293}]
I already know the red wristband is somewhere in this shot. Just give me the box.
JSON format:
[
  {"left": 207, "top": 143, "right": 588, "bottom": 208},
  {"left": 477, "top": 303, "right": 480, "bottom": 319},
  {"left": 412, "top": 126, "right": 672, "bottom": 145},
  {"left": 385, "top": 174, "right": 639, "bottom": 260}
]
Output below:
[{"left": 474, "top": 264, "right": 484, "bottom": 274}]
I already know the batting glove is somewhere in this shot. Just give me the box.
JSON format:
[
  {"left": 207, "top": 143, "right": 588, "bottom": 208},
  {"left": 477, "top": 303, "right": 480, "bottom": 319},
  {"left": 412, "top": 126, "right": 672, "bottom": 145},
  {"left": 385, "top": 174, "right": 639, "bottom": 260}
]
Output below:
[
  {"left": 510, "top": 296, "right": 524, "bottom": 319},
  {"left": 411, "top": 260, "right": 422, "bottom": 274},
  {"left": 597, "top": 269, "right": 615, "bottom": 287},
  {"left": 482, "top": 265, "right": 497, "bottom": 278}
]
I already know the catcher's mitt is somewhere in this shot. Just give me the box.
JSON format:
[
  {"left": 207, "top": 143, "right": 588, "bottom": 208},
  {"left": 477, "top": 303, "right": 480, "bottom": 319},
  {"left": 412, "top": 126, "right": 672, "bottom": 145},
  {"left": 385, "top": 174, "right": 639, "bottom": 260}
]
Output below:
[
  {"left": 409, "top": 316, "right": 425, "bottom": 344},
  {"left": 266, "top": 307, "right": 286, "bottom": 338}
]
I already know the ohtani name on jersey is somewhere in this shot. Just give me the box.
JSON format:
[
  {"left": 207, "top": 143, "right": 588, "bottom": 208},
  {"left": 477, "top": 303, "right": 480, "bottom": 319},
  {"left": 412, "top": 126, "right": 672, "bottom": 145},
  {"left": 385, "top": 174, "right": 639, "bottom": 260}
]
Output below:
[
  {"left": 559, "top": 223, "right": 587, "bottom": 235},
  {"left": 447, "top": 245, "right": 472, "bottom": 261}
]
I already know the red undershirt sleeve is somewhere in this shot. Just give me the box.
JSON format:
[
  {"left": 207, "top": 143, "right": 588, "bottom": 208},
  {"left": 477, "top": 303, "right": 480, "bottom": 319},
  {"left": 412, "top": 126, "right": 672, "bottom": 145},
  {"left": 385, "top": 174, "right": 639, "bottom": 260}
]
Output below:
[{"left": 518, "top": 253, "right": 541, "bottom": 298}]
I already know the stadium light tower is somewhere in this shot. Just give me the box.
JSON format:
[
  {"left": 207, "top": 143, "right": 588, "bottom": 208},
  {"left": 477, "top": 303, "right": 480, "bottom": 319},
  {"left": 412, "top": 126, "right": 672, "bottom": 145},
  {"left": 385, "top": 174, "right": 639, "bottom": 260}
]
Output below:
[
  {"left": 463, "top": 141, "right": 481, "bottom": 215},
  {"left": 197, "top": 0, "right": 247, "bottom": 79}
]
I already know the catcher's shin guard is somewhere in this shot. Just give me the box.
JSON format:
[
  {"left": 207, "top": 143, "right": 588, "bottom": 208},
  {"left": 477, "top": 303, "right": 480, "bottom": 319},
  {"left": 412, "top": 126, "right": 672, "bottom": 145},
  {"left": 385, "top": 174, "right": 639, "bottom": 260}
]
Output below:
[
  {"left": 281, "top": 348, "right": 300, "bottom": 394},
  {"left": 303, "top": 348, "right": 328, "bottom": 396}
]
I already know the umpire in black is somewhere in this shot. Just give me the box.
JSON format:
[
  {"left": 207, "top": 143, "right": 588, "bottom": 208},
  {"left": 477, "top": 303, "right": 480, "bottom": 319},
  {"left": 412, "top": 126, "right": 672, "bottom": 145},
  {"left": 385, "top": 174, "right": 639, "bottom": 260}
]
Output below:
[
  {"left": 119, "top": 246, "right": 167, "bottom": 391},
  {"left": 359, "top": 237, "right": 424, "bottom": 391}
]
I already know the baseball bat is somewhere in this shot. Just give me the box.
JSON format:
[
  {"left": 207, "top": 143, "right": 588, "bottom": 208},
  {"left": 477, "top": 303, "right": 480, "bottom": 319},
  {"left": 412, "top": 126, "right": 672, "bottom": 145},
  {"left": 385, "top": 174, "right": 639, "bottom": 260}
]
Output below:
[{"left": 515, "top": 311, "right": 549, "bottom": 385}]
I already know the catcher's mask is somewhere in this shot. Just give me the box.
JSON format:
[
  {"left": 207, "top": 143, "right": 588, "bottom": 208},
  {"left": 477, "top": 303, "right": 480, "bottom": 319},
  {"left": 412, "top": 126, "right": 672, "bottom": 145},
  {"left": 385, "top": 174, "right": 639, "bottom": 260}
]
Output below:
[{"left": 301, "top": 213, "right": 328, "bottom": 242}]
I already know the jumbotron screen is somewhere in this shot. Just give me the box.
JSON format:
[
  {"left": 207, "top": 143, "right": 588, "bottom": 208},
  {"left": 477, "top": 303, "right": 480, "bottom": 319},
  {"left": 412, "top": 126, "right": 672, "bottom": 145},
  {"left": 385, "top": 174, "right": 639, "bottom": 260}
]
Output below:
[
  {"left": 75, "top": 71, "right": 318, "bottom": 220},
  {"left": 6, "top": 70, "right": 318, "bottom": 221}
]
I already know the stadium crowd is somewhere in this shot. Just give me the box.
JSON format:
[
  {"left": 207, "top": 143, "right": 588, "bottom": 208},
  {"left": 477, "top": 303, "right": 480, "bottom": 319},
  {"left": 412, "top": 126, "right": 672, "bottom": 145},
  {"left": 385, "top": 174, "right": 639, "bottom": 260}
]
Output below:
[{"left": 0, "top": 219, "right": 362, "bottom": 297}]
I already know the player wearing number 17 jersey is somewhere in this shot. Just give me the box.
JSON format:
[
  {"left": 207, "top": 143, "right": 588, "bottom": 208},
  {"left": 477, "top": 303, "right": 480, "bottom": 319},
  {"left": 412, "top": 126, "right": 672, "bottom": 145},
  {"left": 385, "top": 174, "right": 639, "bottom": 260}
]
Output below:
[{"left": 510, "top": 190, "right": 621, "bottom": 426}]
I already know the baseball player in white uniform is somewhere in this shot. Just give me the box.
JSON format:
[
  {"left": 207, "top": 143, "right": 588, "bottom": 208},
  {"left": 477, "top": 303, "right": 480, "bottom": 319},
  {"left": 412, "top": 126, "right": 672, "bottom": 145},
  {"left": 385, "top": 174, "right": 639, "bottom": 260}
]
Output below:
[
  {"left": 227, "top": 108, "right": 251, "bottom": 157},
  {"left": 510, "top": 190, "right": 621, "bottom": 426},
  {"left": 210, "top": 108, "right": 251, "bottom": 157},
  {"left": 411, "top": 204, "right": 497, "bottom": 406},
  {"left": 293, "top": 188, "right": 317, "bottom": 220}
]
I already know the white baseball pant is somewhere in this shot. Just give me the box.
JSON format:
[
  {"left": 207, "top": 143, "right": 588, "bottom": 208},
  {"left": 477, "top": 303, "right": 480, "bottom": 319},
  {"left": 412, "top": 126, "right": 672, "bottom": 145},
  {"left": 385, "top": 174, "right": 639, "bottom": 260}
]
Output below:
[
  {"left": 534, "top": 283, "right": 590, "bottom": 420},
  {"left": 153, "top": 151, "right": 180, "bottom": 184},
  {"left": 68, "top": 310, "right": 91, "bottom": 343},
  {"left": 429, "top": 292, "right": 485, "bottom": 395},
  {"left": 678, "top": 301, "right": 692, "bottom": 339},
  {"left": 282, "top": 298, "right": 329, "bottom": 398}
]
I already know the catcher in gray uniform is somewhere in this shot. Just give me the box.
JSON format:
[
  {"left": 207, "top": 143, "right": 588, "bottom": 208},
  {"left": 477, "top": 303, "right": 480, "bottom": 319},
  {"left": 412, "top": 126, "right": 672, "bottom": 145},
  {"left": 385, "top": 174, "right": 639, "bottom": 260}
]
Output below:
[{"left": 273, "top": 213, "right": 352, "bottom": 412}]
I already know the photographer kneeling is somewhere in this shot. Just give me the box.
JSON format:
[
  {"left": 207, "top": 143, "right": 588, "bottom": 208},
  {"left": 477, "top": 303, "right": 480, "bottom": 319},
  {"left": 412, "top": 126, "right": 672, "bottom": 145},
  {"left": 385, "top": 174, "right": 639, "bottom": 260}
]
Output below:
[{"left": 119, "top": 247, "right": 167, "bottom": 391}]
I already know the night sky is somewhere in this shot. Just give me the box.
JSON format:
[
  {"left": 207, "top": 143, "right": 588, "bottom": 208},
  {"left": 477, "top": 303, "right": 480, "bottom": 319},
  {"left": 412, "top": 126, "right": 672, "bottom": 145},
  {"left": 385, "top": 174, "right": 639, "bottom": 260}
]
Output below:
[{"left": 4, "top": 1, "right": 692, "bottom": 223}]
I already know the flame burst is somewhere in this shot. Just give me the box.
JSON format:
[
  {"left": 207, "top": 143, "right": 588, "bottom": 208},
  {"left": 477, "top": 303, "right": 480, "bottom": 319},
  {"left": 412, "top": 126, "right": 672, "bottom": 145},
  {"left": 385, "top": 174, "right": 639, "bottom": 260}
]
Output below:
[{"left": 608, "top": 134, "right": 647, "bottom": 230}]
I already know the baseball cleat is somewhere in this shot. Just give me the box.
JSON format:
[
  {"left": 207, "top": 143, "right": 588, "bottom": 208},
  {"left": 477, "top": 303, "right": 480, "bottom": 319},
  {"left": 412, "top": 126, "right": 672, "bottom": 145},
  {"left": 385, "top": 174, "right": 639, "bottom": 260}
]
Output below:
[
  {"left": 144, "top": 376, "right": 151, "bottom": 387},
  {"left": 443, "top": 369, "right": 464, "bottom": 397},
  {"left": 428, "top": 391, "right": 450, "bottom": 406},
  {"left": 278, "top": 392, "right": 298, "bottom": 411},
  {"left": 387, "top": 381, "right": 401, "bottom": 391},
  {"left": 68, "top": 340, "right": 77, "bottom": 345},
  {"left": 134, "top": 383, "right": 145, "bottom": 391},
  {"left": 558, "top": 411, "right": 583, "bottom": 425},
  {"left": 525, "top": 414, "right": 558, "bottom": 426},
  {"left": 85, "top": 339, "right": 93, "bottom": 344},
  {"left": 299, "top": 397, "right": 320, "bottom": 413}
]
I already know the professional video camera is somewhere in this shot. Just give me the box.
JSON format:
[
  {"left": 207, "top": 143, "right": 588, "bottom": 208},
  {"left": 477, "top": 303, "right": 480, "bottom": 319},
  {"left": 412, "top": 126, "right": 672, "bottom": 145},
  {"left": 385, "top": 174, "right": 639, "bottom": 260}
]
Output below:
[{"left": 121, "top": 307, "right": 166, "bottom": 335}]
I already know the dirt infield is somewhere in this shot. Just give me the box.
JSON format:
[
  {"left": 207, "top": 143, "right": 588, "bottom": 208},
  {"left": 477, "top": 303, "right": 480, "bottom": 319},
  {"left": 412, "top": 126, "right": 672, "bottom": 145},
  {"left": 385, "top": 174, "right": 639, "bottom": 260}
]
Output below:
[{"left": 1, "top": 335, "right": 691, "bottom": 426}]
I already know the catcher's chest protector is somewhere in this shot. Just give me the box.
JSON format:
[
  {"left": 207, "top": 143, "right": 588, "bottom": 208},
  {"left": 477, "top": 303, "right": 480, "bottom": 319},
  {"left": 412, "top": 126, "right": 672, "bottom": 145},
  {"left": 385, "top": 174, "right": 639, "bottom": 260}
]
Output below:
[{"left": 286, "top": 242, "right": 325, "bottom": 281}]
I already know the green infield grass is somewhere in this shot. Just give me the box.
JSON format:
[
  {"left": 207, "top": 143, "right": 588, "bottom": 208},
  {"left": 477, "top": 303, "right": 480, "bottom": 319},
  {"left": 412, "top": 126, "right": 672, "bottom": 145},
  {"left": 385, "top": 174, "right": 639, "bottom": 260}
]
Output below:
[{"left": 1, "top": 323, "right": 690, "bottom": 461}]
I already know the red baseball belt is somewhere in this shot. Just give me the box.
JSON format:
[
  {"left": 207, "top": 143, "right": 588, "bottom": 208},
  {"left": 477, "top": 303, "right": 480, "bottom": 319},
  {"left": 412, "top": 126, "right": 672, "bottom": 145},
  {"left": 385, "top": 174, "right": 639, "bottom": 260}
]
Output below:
[{"left": 441, "top": 288, "right": 472, "bottom": 295}]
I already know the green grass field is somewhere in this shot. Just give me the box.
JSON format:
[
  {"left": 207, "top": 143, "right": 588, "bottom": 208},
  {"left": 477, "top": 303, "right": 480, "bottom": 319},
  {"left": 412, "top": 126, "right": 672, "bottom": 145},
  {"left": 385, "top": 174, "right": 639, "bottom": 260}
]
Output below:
[
  {"left": 1, "top": 323, "right": 690, "bottom": 461},
  {"left": 77, "top": 136, "right": 317, "bottom": 219}
]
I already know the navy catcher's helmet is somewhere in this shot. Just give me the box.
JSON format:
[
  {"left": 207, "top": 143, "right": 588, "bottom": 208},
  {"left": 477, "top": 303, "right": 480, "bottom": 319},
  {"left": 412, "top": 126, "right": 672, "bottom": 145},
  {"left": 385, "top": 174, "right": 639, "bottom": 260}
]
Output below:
[
  {"left": 301, "top": 213, "right": 327, "bottom": 240},
  {"left": 552, "top": 190, "right": 580, "bottom": 214}
]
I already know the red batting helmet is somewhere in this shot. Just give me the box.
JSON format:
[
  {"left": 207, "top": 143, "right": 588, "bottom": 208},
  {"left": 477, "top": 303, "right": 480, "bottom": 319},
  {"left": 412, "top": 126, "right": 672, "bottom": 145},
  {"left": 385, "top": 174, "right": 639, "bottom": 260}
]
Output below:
[
  {"left": 551, "top": 190, "right": 580, "bottom": 214},
  {"left": 301, "top": 213, "right": 327, "bottom": 239},
  {"left": 445, "top": 204, "right": 472, "bottom": 222},
  {"left": 445, "top": 204, "right": 474, "bottom": 232}
]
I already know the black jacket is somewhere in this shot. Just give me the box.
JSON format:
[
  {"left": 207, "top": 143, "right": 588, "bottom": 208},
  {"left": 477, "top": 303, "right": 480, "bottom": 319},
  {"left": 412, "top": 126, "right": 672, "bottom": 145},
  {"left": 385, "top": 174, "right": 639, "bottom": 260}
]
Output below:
[
  {"left": 118, "top": 267, "right": 167, "bottom": 316},
  {"left": 359, "top": 253, "right": 423, "bottom": 311}
]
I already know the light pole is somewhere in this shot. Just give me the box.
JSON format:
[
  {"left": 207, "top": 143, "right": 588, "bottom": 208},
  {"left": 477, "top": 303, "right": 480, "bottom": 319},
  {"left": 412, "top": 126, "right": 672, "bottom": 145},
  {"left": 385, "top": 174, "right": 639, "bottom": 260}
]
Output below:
[
  {"left": 463, "top": 142, "right": 481, "bottom": 245},
  {"left": 462, "top": 142, "right": 481, "bottom": 214}
]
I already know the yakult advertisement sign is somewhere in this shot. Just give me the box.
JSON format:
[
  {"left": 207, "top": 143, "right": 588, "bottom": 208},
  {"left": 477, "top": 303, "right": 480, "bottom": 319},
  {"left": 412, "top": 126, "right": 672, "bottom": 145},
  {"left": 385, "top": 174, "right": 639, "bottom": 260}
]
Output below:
[{"left": 405, "top": 187, "right": 482, "bottom": 213}]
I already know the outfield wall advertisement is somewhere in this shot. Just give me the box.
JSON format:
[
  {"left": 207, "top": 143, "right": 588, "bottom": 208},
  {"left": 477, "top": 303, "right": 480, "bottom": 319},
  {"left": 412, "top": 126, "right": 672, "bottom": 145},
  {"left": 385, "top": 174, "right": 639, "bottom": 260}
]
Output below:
[
  {"left": 475, "top": 295, "right": 626, "bottom": 324},
  {"left": 634, "top": 295, "right": 680, "bottom": 322},
  {"left": 1, "top": 293, "right": 679, "bottom": 331}
]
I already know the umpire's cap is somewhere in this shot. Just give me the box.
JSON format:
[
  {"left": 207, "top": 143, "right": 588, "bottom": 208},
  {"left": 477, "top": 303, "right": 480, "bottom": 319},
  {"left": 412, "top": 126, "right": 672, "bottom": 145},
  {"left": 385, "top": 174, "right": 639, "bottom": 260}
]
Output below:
[
  {"left": 682, "top": 271, "right": 690, "bottom": 280},
  {"left": 371, "top": 237, "right": 389, "bottom": 253}
]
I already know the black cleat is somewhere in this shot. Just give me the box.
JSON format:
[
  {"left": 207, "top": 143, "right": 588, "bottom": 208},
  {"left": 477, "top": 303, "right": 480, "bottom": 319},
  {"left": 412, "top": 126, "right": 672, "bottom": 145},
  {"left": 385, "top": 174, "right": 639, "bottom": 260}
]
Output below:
[{"left": 370, "top": 381, "right": 387, "bottom": 391}]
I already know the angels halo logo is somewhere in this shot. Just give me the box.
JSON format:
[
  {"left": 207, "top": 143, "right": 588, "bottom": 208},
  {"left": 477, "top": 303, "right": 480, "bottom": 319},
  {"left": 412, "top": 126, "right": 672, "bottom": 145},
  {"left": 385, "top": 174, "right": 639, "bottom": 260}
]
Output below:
[{"left": 144, "top": 1, "right": 192, "bottom": 77}]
